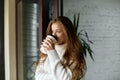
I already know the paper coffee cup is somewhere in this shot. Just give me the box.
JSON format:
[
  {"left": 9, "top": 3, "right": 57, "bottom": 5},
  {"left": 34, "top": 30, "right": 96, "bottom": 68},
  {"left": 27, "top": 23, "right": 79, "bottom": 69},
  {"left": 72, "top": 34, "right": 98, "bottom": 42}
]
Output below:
[
  {"left": 47, "top": 35, "right": 57, "bottom": 43},
  {"left": 40, "top": 35, "right": 57, "bottom": 54}
]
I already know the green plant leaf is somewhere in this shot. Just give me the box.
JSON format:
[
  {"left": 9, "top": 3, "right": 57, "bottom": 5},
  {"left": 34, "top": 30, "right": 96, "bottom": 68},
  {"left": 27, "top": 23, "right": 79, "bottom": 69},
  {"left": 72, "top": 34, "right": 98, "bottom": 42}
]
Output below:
[
  {"left": 72, "top": 13, "right": 94, "bottom": 61},
  {"left": 80, "top": 38, "right": 94, "bottom": 61}
]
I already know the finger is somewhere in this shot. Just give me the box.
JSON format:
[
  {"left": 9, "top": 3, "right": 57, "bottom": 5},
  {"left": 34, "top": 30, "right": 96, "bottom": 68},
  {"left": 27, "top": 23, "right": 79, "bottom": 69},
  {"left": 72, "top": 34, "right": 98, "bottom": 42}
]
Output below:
[
  {"left": 43, "top": 39, "right": 53, "bottom": 47},
  {"left": 42, "top": 43, "right": 49, "bottom": 50},
  {"left": 42, "top": 40, "right": 49, "bottom": 46},
  {"left": 46, "top": 37, "right": 53, "bottom": 43},
  {"left": 44, "top": 38, "right": 53, "bottom": 45},
  {"left": 43, "top": 40, "right": 54, "bottom": 50}
]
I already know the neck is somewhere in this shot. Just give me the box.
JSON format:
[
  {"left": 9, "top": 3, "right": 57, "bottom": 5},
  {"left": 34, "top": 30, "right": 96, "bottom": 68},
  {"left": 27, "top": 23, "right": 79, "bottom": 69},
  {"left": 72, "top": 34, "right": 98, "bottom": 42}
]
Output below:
[{"left": 55, "top": 43, "right": 67, "bottom": 59}]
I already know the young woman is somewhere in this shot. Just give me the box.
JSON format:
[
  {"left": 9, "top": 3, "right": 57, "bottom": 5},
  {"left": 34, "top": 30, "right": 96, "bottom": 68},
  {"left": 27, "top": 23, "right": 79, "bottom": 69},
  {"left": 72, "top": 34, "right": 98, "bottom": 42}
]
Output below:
[{"left": 35, "top": 16, "right": 86, "bottom": 80}]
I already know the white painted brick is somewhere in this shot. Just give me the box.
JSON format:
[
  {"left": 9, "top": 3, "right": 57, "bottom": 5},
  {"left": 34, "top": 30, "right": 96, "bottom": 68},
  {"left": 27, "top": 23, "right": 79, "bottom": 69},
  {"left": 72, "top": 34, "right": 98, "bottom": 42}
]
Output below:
[{"left": 64, "top": 0, "right": 120, "bottom": 80}]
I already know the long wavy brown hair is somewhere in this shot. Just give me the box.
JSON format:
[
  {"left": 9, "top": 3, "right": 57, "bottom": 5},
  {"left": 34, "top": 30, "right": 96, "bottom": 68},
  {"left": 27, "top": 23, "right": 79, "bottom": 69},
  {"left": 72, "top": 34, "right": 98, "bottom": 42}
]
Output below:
[{"left": 37, "top": 16, "right": 86, "bottom": 80}]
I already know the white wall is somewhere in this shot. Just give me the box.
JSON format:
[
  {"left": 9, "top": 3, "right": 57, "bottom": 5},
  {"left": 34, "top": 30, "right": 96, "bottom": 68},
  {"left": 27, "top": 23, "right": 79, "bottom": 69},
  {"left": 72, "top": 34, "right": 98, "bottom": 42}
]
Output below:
[
  {"left": 4, "top": 0, "right": 17, "bottom": 80},
  {"left": 64, "top": 0, "right": 120, "bottom": 80}
]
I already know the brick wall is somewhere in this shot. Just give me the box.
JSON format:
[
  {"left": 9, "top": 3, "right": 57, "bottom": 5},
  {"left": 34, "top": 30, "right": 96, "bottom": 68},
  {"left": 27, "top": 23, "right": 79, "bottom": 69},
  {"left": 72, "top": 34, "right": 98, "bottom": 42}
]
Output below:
[{"left": 64, "top": 0, "right": 120, "bottom": 80}]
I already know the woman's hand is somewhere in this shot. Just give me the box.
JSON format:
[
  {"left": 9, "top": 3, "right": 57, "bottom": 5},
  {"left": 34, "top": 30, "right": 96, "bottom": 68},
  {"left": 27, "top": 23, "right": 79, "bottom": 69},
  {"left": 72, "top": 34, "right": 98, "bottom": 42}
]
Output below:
[{"left": 41, "top": 37, "right": 55, "bottom": 52}]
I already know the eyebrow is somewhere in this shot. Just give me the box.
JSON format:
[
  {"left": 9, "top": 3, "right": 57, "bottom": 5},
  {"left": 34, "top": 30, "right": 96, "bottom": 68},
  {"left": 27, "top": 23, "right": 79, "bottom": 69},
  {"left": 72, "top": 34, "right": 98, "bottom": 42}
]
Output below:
[{"left": 52, "top": 28, "right": 62, "bottom": 31}]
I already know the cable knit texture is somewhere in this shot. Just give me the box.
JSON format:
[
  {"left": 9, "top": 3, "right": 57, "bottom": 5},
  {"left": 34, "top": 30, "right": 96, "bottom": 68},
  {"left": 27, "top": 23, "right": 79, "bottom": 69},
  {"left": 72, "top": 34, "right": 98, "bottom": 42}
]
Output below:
[{"left": 35, "top": 44, "right": 84, "bottom": 80}]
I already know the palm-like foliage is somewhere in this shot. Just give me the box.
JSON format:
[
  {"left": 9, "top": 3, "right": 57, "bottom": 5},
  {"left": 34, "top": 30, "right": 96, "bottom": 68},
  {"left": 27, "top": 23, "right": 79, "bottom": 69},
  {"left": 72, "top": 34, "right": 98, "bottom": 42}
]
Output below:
[{"left": 73, "top": 13, "right": 94, "bottom": 61}]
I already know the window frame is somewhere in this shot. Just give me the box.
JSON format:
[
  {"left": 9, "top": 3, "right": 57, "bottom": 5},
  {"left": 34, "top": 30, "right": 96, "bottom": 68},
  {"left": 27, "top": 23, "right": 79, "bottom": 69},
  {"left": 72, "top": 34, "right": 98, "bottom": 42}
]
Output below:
[{"left": 16, "top": 0, "right": 63, "bottom": 80}]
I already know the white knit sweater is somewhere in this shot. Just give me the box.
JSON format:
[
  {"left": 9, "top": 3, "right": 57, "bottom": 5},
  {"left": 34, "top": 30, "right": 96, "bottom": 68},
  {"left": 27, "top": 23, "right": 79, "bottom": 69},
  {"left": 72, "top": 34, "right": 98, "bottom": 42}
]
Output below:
[{"left": 35, "top": 44, "right": 85, "bottom": 80}]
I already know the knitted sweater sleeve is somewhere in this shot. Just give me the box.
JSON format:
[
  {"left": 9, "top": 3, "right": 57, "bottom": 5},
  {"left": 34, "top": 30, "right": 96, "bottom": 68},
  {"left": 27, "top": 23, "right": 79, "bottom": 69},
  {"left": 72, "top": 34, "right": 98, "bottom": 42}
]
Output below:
[
  {"left": 35, "top": 63, "right": 53, "bottom": 80},
  {"left": 47, "top": 50, "right": 72, "bottom": 80}
]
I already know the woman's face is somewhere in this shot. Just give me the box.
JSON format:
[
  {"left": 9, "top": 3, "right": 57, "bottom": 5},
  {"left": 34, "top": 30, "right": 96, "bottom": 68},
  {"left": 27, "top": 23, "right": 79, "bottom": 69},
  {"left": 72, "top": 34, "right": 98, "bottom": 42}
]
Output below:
[{"left": 51, "top": 22, "right": 67, "bottom": 45}]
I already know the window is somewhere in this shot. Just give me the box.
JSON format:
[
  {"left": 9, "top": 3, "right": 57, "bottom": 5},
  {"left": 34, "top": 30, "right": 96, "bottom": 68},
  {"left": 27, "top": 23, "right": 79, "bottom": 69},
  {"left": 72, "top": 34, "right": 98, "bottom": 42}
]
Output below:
[{"left": 17, "top": 0, "right": 62, "bottom": 80}]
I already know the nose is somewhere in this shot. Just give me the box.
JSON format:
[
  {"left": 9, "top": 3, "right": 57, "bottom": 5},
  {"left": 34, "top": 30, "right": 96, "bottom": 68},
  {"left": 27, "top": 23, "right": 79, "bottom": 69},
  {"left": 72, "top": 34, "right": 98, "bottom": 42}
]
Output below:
[
  {"left": 52, "top": 33, "right": 57, "bottom": 40},
  {"left": 52, "top": 32, "right": 57, "bottom": 39},
  {"left": 52, "top": 32, "right": 56, "bottom": 36}
]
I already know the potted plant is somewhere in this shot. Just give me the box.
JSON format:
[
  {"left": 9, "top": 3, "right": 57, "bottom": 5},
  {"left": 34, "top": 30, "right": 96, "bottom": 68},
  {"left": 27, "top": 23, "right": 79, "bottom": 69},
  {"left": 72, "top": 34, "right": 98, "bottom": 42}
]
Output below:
[{"left": 73, "top": 13, "right": 94, "bottom": 61}]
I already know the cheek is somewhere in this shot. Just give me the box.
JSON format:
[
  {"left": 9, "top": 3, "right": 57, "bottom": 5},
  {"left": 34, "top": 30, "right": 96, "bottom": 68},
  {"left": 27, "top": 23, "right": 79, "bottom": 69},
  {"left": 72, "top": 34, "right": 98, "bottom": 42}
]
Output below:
[
  {"left": 57, "top": 33, "right": 64, "bottom": 38},
  {"left": 56, "top": 33, "right": 66, "bottom": 42}
]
